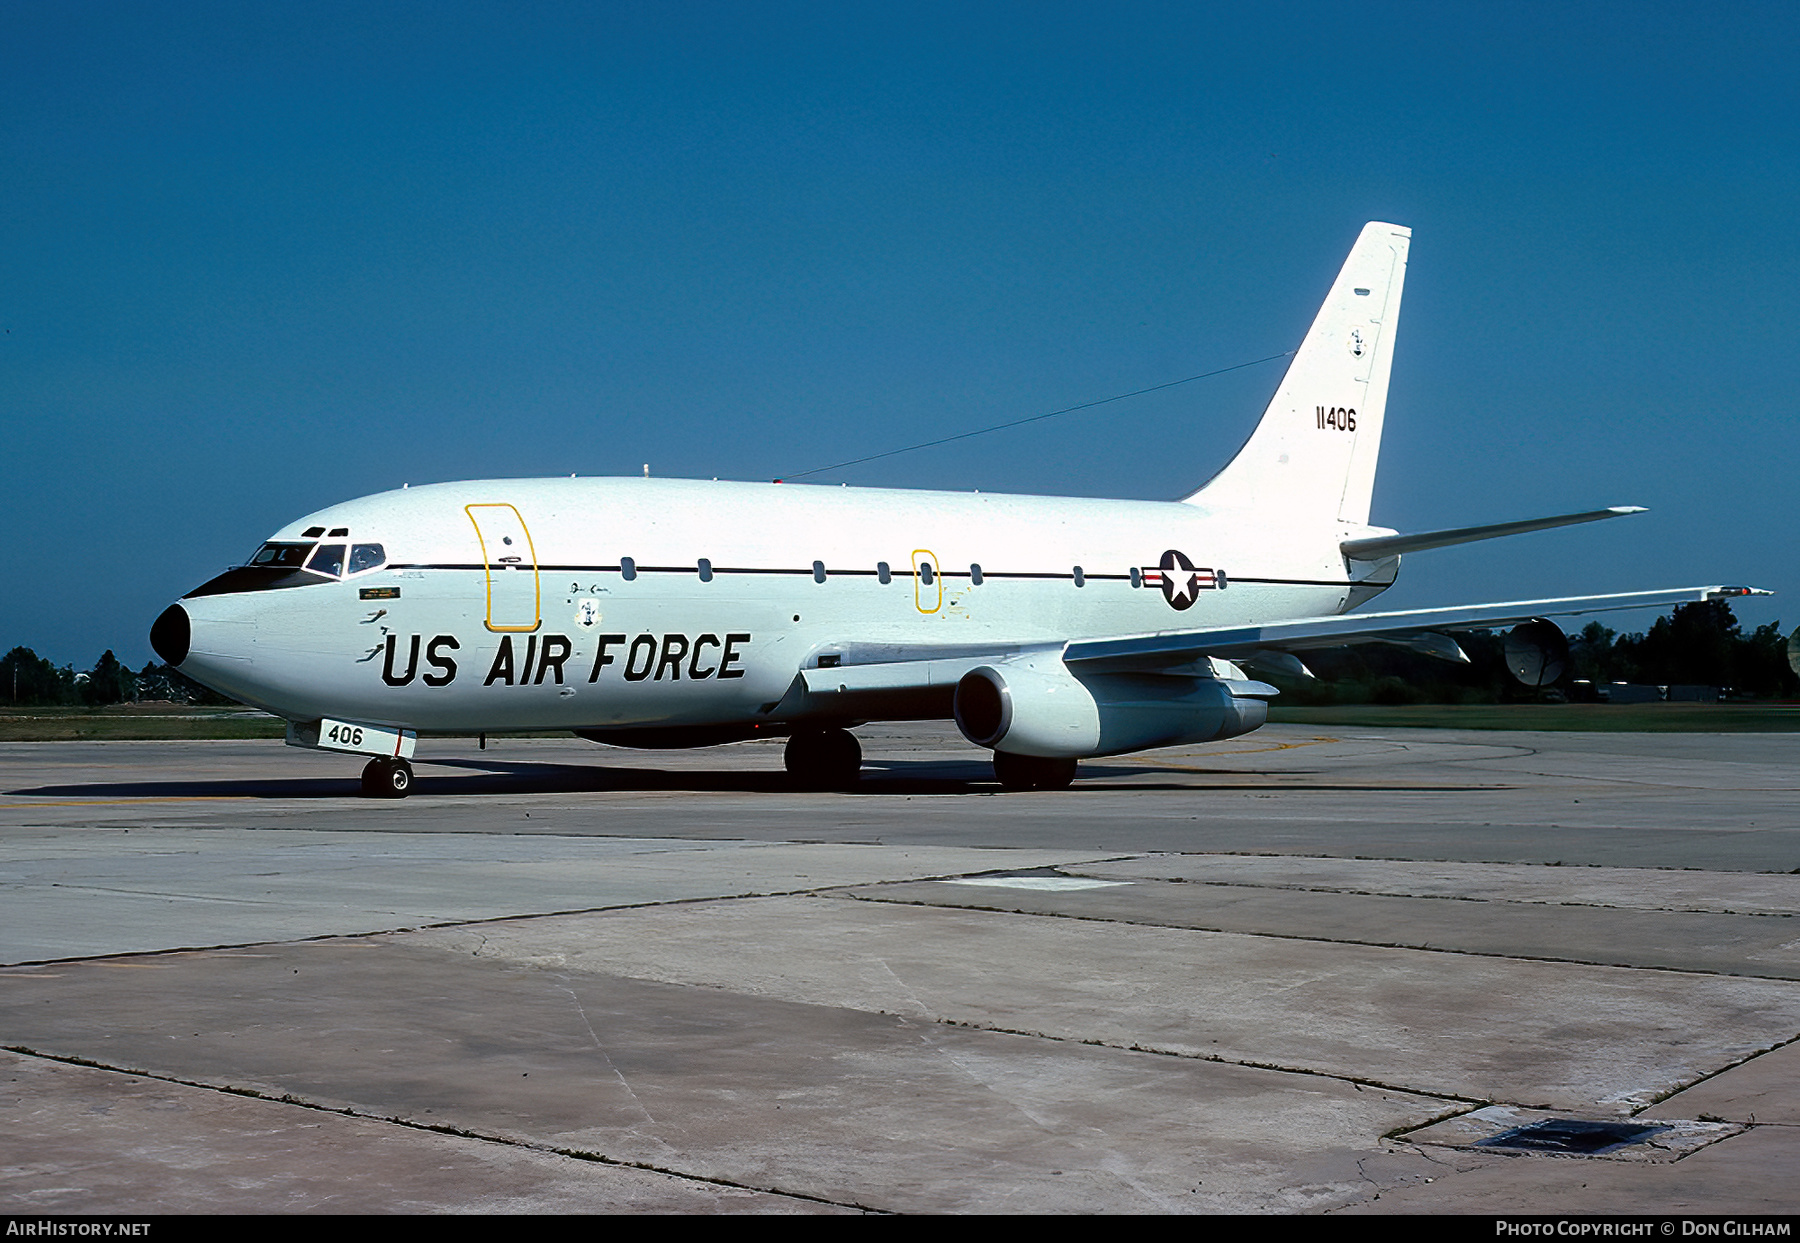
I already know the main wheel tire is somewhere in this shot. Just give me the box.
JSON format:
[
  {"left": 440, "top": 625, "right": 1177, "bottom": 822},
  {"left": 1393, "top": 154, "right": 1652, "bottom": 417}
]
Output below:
[
  {"left": 360, "top": 758, "right": 386, "bottom": 797},
  {"left": 785, "top": 728, "right": 862, "bottom": 790},
  {"left": 362, "top": 757, "right": 413, "bottom": 798},
  {"left": 993, "top": 751, "right": 1077, "bottom": 791}
]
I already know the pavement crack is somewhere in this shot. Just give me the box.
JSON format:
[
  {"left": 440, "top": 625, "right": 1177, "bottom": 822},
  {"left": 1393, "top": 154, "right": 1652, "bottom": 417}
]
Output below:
[
  {"left": 870, "top": 957, "right": 934, "bottom": 1020},
  {"left": 1125, "top": 876, "right": 1800, "bottom": 920},
  {"left": 840, "top": 891, "right": 1800, "bottom": 982},
  {"left": 917, "top": 1020, "right": 1484, "bottom": 1108},
  {"left": 1631, "top": 1028, "right": 1800, "bottom": 1116},
  {"left": 1382, "top": 1104, "right": 1486, "bottom": 1143},
  {"left": 914, "top": 1031, "right": 1057, "bottom": 1131},
  {"left": 554, "top": 977, "right": 660, "bottom": 1132},
  {"left": 1, "top": 1045, "right": 881, "bottom": 1214}
]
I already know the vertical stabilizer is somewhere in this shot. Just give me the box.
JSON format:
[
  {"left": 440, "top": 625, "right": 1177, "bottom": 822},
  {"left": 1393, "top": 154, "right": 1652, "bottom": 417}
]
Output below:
[{"left": 1185, "top": 222, "right": 1410, "bottom": 528}]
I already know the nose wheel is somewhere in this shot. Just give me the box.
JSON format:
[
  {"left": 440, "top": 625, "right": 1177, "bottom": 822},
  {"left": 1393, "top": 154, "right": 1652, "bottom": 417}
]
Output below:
[
  {"left": 784, "top": 728, "right": 862, "bottom": 790},
  {"left": 361, "top": 757, "right": 414, "bottom": 798}
]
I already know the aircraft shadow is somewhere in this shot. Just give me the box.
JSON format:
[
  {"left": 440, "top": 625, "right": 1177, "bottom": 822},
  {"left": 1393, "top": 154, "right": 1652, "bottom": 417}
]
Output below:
[{"left": 7, "top": 755, "right": 1493, "bottom": 801}]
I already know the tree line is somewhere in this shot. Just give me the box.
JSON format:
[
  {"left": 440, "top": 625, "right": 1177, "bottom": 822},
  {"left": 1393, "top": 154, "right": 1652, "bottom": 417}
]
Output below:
[
  {"left": 0, "top": 648, "right": 234, "bottom": 707},
  {"left": 1280, "top": 600, "right": 1797, "bottom": 706},
  {"left": 4, "top": 601, "right": 1795, "bottom": 710}
]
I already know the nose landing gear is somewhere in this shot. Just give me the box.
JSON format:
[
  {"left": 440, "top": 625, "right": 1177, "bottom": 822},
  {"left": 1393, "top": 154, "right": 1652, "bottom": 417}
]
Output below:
[{"left": 361, "top": 757, "right": 414, "bottom": 798}]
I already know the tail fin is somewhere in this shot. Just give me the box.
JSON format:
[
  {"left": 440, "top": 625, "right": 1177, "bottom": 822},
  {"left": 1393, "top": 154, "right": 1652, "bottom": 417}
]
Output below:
[{"left": 1185, "top": 222, "right": 1410, "bottom": 528}]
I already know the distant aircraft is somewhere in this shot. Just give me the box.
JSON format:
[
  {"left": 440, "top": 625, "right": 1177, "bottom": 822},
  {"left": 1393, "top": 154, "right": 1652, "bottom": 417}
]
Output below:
[{"left": 149, "top": 223, "right": 1765, "bottom": 796}]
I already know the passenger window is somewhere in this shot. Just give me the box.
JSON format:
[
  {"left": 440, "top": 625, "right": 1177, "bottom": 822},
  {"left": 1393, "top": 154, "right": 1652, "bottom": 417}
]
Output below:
[
  {"left": 698, "top": 558, "right": 713, "bottom": 582},
  {"left": 877, "top": 561, "right": 891, "bottom": 585},
  {"left": 307, "top": 544, "right": 346, "bottom": 577},
  {"left": 812, "top": 561, "right": 827, "bottom": 583},
  {"left": 347, "top": 544, "right": 386, "bottom": 575},
  {"left": 970, "top": 564, "right": 983, "bottom": 586},
  {"left": 620, "top": 557, "right": 637, "bottom": 582}
]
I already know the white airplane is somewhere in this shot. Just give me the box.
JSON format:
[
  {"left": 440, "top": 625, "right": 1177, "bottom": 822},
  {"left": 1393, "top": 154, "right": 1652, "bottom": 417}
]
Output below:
[{"left": 149, "top": 222, "right": 1765, "bottom": 797}]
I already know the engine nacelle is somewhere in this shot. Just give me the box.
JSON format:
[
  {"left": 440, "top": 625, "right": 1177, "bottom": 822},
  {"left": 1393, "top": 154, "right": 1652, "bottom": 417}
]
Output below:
[
  {"left": 953, "top": 654, "right": 1271, "bottom": 758},
  {"left": 1504, "top": 618, "right": 1570, "bottom": 686}
]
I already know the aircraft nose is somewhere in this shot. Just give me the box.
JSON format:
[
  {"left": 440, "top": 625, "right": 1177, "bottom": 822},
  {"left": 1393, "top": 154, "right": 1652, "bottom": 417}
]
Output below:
[{"left": 150, "top": 603, "right": 191, "bottom": 666}]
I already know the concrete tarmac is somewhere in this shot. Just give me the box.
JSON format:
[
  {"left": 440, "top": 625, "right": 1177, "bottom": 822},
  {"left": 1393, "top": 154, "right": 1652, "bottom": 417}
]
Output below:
[{"left": 1, "top": 723, "right": 1797, "bottom": 1214}]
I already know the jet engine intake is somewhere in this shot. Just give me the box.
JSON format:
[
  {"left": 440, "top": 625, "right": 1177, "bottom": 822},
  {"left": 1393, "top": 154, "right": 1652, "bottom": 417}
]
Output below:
[
  {"left": 1504, "top": 618, "right": 1570, "bottom": 687},
  {"left": 954, "top": 654, "right": 1270, "bottom": 758}
]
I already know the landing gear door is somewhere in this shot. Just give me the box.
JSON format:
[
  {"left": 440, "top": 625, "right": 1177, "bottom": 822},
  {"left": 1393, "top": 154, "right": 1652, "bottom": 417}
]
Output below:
[{"left": 466, "top": 503, "right": 541, "bottom": 632}]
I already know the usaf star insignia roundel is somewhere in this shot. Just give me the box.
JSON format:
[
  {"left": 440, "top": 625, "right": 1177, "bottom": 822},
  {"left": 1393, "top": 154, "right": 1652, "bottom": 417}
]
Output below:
[{"left": 1158, "top": 549, "right": 1201, "bottom": 610}]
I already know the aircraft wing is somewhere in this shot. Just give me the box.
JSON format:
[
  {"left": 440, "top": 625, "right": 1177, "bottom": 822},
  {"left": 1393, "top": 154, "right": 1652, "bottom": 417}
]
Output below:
[
  {"left": 1062, "top": 585, "right": 1770, "bottom": 673},
  {"left": 792, "top": 585, "right": 1769, "bottom": 709}
]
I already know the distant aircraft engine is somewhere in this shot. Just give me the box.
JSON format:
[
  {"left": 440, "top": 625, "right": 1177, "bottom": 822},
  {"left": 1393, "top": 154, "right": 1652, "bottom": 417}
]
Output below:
[
  {"left": 1504, "top": 619, "right": 1570, "bottom": 686},
  {"left": 954, "top": 655, "right": 1269, "bottom": 758}
]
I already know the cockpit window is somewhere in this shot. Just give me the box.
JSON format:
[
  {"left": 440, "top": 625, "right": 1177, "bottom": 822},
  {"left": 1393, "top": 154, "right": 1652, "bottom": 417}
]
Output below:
[
  {"left": 306, "top": 544, "right": 346, "bottom": 577},
  {"left": 249, "top": 542, "right": 315, "bottom": 569},
  {"left": 347, "top": 543, "right": 386, "bottom": 575}
]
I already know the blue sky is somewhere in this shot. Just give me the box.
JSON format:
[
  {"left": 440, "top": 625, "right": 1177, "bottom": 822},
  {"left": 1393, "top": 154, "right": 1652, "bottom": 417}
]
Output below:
[{"left": 5, "top": 1, "right": 1797, "bottom": 667}]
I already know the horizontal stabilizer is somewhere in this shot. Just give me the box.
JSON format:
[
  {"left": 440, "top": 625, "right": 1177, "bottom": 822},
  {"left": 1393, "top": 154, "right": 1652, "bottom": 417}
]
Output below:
[
  {"left": 1340, "top": 507, "right": 1647, "bottom": 561},
  {"left": 1063, "top": 585, "right": 1771, "bottom": 673}
]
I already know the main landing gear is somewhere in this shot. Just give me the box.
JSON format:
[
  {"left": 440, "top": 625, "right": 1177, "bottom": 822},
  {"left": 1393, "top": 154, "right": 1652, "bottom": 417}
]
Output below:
[
  {"left": 784, "top": 727, "right": 863, "bottom": 790},
  {"left": 992, "top": 751, "right": 1077, "bottom": 791},
  {"left": 361, "top": 756, "right": 414, "bottom": 798}
]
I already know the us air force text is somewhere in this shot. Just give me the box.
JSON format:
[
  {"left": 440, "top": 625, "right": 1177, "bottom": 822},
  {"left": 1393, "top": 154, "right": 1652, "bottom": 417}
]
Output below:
[{"left": 378, "top": 632, "right": 753, "bottom": 688}]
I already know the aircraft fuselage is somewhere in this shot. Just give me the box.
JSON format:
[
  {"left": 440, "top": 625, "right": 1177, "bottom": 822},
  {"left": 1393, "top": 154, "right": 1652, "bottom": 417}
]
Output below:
[{"left": 160, "top": 476, "right": 1389, "bottom": 735}]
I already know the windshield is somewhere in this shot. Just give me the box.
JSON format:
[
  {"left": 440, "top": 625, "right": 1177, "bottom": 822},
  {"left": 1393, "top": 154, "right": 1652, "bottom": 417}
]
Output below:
[
  {"left": 249, "top": 542, "right": 315, "bottom": 569},
  {"left": 347, "top": 543, "right": 386, "bottom": 574},
  {"left": 306, "top": 544, "right": 346, "bottom": 577}
]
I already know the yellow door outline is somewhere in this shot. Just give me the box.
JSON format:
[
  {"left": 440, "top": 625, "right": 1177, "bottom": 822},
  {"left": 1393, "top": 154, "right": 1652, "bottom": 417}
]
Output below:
[
  {"left": 912, "top": 548, "right": 942, "bottom": 614},
  {"left": 466, "top": 503, "right": 542, "bottom": 633}
]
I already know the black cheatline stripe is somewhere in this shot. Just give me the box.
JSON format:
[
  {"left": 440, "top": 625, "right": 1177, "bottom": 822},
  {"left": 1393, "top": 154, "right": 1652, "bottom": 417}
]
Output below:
[
  {"left": 1233, "top": 576, "right": 1398, "bottom": 588},
  {"left": 394, "top": 563, "right": 1371, "bottom": 587},
  {"left": 711, "top": 566, "right": 814, "bottom": 576}
]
